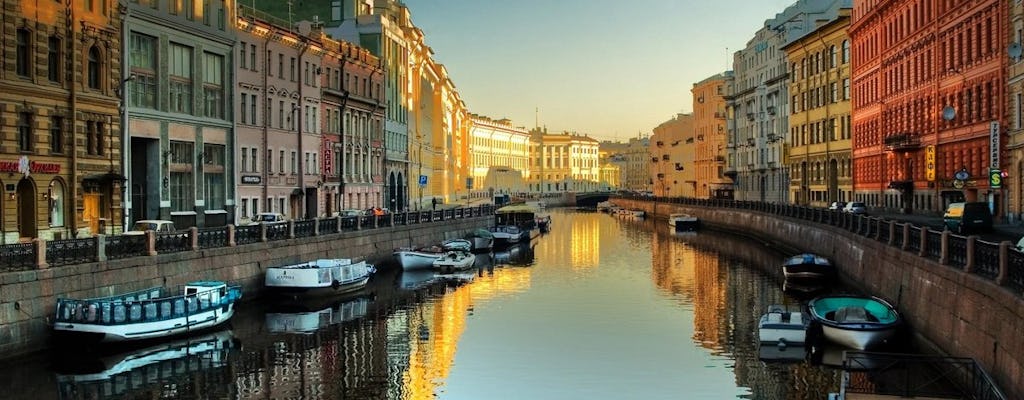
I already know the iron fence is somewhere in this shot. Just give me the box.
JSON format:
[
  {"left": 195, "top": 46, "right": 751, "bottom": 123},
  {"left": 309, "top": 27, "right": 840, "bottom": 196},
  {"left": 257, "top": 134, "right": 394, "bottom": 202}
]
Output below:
[
  {"left": 234, "top": 225, "right": 261, "bottom": 245},
  {"left": 340, "top": 216, "right": 358, "bottom": 231},
  {"left": 892, "top": 223, "right": 905, "bottom": 248},
  {"left": 842, "top": 351, "right": 1006, "bottom": 400},
  {"left": 925, "top": 230, "right": 942, "bottom": 261},
  {"left": 105, "top": 234, "right": 147, "bottom": 259},
  {"left": 973, "top": 241, "right": 1001, "bottom": 280},
  {"left": 197, "top": 227, "right": 228, "bottom": 249},
  {"left": 46, "top": 238, "right": 97, "bottom": 267},
  {"left": 317, "top": 218, "right": 337, "bottom": 235},
  {"left": 947, "top": 236, "right": 967, "bottom": 268},
  {"left": 908, "top": 227, "right": 922, "bottom": 253},
  {"left": 266, "top": 224, "right": 288, "bottom": 241},
  {"left": 1007, "top": 250, "right": 1024, "bottom": 294},
  {"left": 155, "top": 231, "right": 191, "bottom": 253},
  {"left": 294, "top": 220, "right": 315, "bottom": 238}
]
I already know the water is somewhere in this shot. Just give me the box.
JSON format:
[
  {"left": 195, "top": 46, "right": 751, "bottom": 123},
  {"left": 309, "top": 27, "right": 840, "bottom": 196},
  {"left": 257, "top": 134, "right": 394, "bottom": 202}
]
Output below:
[{"left": 1, "top": 209, "right": 865, "bottom": 399}]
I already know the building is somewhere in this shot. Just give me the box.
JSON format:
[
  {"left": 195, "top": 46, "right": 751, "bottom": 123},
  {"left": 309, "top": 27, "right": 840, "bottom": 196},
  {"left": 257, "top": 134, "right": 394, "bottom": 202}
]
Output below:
[
  {"left": 781, "top": 1, "right": 853, "bottom": 208},
  {"left": 850, "top": 0, "right": 1007, "bottom": 215},
  {"left": 529, "top": 129, "right": 601, "bottom": 193},
  {"left": 1010, "top": 1, "right": 1024, "bottom": 222},
  {"left": 602, "top": 137, "right": 651, "bottom": 193},
  {"left": 692, "top": 72, "right": 734, "bottom": 199},
  {"left": 468, "top": 115, "right": 532, "bottom": 200},
  {"left": 0, "top": 1, "right": 123, "bottom": 241},
  {"left": 651, "top": 114, "right": 696, "bottom": 197},
  {"left": 124, "top": 0, "right": 235, "bottom": 229},
  {"left": 597, "top": 150, "right": 622, "bottom": 192}
]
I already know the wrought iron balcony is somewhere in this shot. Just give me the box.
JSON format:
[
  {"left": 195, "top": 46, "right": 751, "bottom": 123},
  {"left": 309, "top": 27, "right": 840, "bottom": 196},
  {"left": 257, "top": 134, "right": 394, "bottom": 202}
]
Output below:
[{"left": 884, "top": 133, "right": 921, "bottom": 151}]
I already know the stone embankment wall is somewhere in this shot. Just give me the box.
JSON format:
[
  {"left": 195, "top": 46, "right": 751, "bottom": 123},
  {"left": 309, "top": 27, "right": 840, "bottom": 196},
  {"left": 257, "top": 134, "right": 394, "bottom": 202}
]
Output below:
[
  {"left": 0, "top": 217, "right": 488, "bottom": 358},
  {"left": 614, "top": 198, "right": 1023, "bottom": 399}
]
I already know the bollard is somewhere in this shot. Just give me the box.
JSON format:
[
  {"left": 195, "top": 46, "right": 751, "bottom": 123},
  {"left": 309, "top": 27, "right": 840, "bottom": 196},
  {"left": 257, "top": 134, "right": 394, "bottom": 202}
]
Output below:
[
  {"left": 227, "top": 224, "right": 236, "bottom": 246},
  {"left": 939, "top": 230, "right": 950, "bottom": 265},
  {"left": 96, "top": 235, "right": 107, "bottom": 262},
  {"left": 146, "top": 230, "right": 157, "bottom": 256},
  {"left": 34, "top": 238, "right": 48, "bottom": 269},
  {"left": 190, "top": 227, "right": 199, "bottom": 251},
  {"left": 964, "top": 236, "right": 975, "bottom": 272}
]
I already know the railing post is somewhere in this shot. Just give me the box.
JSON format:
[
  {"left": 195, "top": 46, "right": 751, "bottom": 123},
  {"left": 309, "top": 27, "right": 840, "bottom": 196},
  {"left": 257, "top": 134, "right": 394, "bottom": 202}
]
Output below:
[
  {"left": 918, "top": 227, "right": 928, "bottom": 257},
  {"left": 939, "top": 230, "right": 950, "bottom": 265},
  {"left": 887, "top": 222, "right": 896, "bottom": 246},
  {"left": 336, "top": 216, "right": 342, "bottom": 233},
  {"left": 356, "top": 216, "right": 362, "bottom": 230},
  {"left": 146, "top": 230, "right": 157, "bottom": 256},
  {"left": 963, "top": 236, "right": 975, "bottom": 272},
  {"left": 260, "top": 223, "right": 268, "bottom": 242},
  {"left": 190, "top": 227, "right": 199, "bottom": 251},
  {"left": 96, "top": 235, "right": 107, "bottom": 262},
  {"left": 373, "top": 215, "right": 379, "bottom": 229},
  {"left": 227, "top": 224, "right": 236, "bottom": 246},
  {"left": 997, "top": 241, "right": 1010, "bottom": 285},
  {"left": 875, "top": 218, "right": 884, "bottom": 240},
  {"left": 34, "top": 238, "right": 48, "bottom": 269},
  {"left": 389, "top": 213, "right": 395, "bottom": 227},
  {"left": 902, "top": 224, "right": 911, "bottom": 250},
  {"left": 287, "top": 220, "right": 296, "bottom": 239},
  {"left": 313, "top": 217, "right": 321, "bottom": 236}
]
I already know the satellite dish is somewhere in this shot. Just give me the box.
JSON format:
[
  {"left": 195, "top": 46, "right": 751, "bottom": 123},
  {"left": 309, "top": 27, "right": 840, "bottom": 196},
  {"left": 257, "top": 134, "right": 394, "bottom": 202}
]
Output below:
[
  {"left": 1010, "top": 42, "right": 1022, "bottom": 60},
  {"left": 942, "top": 106, "right": 956, "bottom": 121}
]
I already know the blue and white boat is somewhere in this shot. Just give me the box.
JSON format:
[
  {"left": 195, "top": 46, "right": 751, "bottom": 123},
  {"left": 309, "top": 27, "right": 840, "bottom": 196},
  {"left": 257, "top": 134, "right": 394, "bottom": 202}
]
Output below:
[
  {"left": 53, "top": 281, "right": 242, "bottom": 343},
  {"left": 807, "top": 295, "right": 902, "bottom": 350},
  {"left": 265, "top": 258, "right": 375, "bottom": 296}
]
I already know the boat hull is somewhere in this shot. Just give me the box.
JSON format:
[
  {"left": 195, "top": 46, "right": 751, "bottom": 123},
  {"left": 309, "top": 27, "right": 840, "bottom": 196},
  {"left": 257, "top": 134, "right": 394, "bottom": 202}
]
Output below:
[
  {"left": 394, "top": 250, "right": 441, "bottom": 270},
  {"left": 808, "top": 295, "right": 902, "bottom": 350},
  {"left": 54, "top": 305, "right": 235, "bottom": 343},
  {"left": 782, "top": 254, "right": 835, "bottom": 281},
  {"left": 433, "top": 252, "right": 476, "bottom": 273},
  {"left": 265, "top": 260, "right": 374, "bottom": 296},
  {"left": 819, "top": 324, "right": 898, "bottom": 351},
  {"left": 469, "top": 237, "right": 494, "bottom": 252}
]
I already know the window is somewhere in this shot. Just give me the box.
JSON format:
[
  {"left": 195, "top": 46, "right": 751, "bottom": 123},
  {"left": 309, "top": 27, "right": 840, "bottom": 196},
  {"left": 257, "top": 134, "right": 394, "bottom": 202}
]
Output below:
[
  {"left": 18, "top": 112, "right": 33, "bottom": 153},
  {"left": 250, "top": 44, "right": 256, "bottom": 70},
  {"left": 290, "top": 57, "right": 296, "bottom": 81},
  {"left": 240, "top": 92, "right": 247, "bottom": 123},
  {"left": 50, "top": 116, "right": 63, "bottom": 154},
  {"left": 240, "top": 146, "right": 248, "bottom": 172},
  {"left": 47, "top": 36, "right": 61, "bottom": 82},
  {"left": 278, "top": 54, "right": 284, "bottom": 78},
  {"left": 16, "top": 28, "right": 30, "bottom": 77},
  {"left": 85, "top": 121, "right": 105, "bottom": 155},
  {"left": 279, "top": 150, "right": 285, "bottom": 174},
  {"left": 169, "top": 141, "right": 194, "bottom": 212},
  {"left": 169, "top": 43, "right": 193, "bottom": 114},
  {"left": 250, "top": 94, "right": 257, "bottom": 125},
  {"left": 842, "top": 40, "right": 850, "bottom": 63},
  {"left": 240, "top": 41, "right": 246, "bottom": 69},
  {"left": 204, "top": 52, "right": 224, "bottom": 118},
  {"left": 829, "top": 45, "right": 836, "bottom": 68},
  {"left": 203, "top": 144, "right": 225, "bottom": 210},
  {"left": 49, "top": 180, "right": 65, "bottom": 227},
  {"left": 87, "top": 46, "right": 101, "bottom": 89},
  {"left": 129, "top": 32, "right": 157, "bottom": 109},
  {"left": 250, "top": 148, "right": 257, "bottom": 172},
  {"left": 843, "top": 78, "right": 850, "bottom": 100},
  {"left": 290, "top": 151, "right": 297, "bottom": 174},
  {"left": 278, "top": 100, "right": 284, "bottom": 129},
  {"left": 267, "top": 149, "right": 273, "bottom": 174}
]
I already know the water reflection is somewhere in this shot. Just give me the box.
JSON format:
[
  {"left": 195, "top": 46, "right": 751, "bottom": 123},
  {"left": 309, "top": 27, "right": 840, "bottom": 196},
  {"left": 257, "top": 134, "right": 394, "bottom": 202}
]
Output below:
[{"left": 1, "top": 209, "right": 890, "bottom": 399}]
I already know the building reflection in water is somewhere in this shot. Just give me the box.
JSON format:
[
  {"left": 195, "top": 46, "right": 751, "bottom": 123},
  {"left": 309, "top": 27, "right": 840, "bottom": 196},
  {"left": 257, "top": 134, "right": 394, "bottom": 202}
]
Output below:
[
  {"left": 536, "top": 210, "right": 601, "bottom": 270},
  {"left": 649, "top": 226, "right": 841, "bottom": 399}
]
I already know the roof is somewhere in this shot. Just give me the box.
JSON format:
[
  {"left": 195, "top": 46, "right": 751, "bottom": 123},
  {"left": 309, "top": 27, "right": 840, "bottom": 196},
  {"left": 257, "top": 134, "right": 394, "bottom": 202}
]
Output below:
[{"left": 496, "top": 204, "right": 538, "bottom": 213}]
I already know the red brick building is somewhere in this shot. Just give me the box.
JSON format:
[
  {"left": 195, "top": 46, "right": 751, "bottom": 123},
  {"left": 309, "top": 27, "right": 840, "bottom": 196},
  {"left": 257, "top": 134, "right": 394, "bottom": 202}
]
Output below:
[{"left": 850, "top": 0, "right": 1007, "bottom": 216}]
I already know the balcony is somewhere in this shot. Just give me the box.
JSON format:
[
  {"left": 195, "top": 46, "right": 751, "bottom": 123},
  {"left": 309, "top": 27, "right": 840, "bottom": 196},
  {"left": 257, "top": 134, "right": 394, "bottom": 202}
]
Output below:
[
  {"left": 884, "top": 133, "right": 921, "bottom": 152},
  {"left": 715, "top": 155, "right": 725, "bottom": 162},
  {"left": 714, "top": 111, "right": 726, "bottom": 119},
  {"left": 767, "top": 106, "right": 776, "bottom": 115},
  {"left": 746, "top": 113, "right": 755, "bottom": 121}
]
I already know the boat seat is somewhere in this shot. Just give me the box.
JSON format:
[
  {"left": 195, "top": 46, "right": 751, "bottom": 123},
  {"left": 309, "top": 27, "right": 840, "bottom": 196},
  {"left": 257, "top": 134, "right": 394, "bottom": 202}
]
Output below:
[
  {"left": 789, "top": 313, "right": 803, "bottom": 325},
  {"left": 835, "top": 306, "right": 875, "bottom": 323},
  {"left": 767, "top": 313, "right": 782, "bottom": 324}
]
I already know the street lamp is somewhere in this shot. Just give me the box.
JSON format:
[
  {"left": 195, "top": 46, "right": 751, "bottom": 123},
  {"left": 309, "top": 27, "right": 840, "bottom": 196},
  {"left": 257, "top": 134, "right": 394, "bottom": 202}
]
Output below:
[{"left": 116, "top": 74, "right": 136, "bottom": 232}]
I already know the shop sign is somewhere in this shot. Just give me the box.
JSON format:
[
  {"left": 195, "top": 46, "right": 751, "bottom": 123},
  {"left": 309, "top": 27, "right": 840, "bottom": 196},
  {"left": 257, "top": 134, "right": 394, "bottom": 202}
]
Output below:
[
  {"left": 0, "top": 157, "right": 61, "bottom": 176},
  {"left": 241, "top": 175, "right": 262, "bottom": 184}
]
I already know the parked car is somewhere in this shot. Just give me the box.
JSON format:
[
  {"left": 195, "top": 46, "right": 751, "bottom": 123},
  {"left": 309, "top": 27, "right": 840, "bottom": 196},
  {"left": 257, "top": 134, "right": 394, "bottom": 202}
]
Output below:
[
  {"left": 125, "top": 220, "right": 176, "bottom": 236},
  {"left": 249, "top": 212, "right": 288, "bottom": 225},
  {"left": 842, "top": 202, "right": 867, "bottom": 215},
  {"left": 828, "top": 201, "right": 846, "bottom": 211},
  {"left": 942, "top": 202, "right": 992, "bottom": 234},
  {"left": 335, "top": 209, "right": 365, "bottom": 218}
]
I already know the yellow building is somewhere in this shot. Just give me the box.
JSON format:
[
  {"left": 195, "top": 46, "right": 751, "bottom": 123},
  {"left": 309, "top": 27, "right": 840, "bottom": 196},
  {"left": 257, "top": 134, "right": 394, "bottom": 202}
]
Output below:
[
  {"left": 0, "top": 2, "right": 125, "bottom": 240},
  {"left": 782, "top": 7, "right": 853, "bottom": 207},
  {"left": 602, "top": 138, "right": 651, "bottom": 192},
  {"left": 468, "top": 115, "right": 531, "bottom": 198},
  {"left": 1008, "top": 1, "right": 1024, "bottom": 221},
  {"left": 427, "top": 69, "right": 470, "bottom": 206},
  {"left": 692, "top": 73, "right": 734, "bottom": 199},
  {"left": 528, "top": 128, "right": 601, "bottom": 193},
  {"left": 597, "top": 150, "right": 622, "bottom": 191},
  {"left": 651, "top": 114, "right": 695, "bottom": 197}
]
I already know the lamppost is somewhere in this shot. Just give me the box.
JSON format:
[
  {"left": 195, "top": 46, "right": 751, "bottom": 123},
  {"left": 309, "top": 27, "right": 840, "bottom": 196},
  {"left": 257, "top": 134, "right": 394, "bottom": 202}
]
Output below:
[{"left": 116, "top": 74, "right": 136, "bottom": 232}]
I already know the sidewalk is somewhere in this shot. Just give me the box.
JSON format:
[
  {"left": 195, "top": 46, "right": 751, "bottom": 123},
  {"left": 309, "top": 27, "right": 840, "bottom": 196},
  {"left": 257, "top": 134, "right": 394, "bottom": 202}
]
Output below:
[{"left": 868, "top": 210, "right": 1024, "bottom": 243}]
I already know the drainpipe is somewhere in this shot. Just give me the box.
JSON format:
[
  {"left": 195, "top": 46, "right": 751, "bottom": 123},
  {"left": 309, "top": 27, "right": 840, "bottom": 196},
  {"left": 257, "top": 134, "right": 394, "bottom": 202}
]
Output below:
[
  {"left": 297, "top": 40, "right": 308, "bottom": 219},
  {"left": 120, "top": 6, "right": 132, "bottom": 232},
  {"left": 338, "top": 51, "right": 349, "bottom": 211},
  {"left": 69, "top": 5, "right": 79, "bottom": 237},
  {"left": 261, "top": 30, "right": 271, "bottom": 216}
]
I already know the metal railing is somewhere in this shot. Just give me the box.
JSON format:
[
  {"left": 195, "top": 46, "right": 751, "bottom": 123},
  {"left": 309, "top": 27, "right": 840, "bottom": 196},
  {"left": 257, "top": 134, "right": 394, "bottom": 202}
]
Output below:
[
  {"left": 0, "top": 205, "right": 495, "bottom": 270},
  {"left": 842, "top": 351, "right": 1005, "bottom": 400}
]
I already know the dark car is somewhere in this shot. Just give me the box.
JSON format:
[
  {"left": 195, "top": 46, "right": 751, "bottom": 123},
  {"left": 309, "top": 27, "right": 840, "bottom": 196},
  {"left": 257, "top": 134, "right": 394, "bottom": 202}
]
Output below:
[{"left": 942, "top": 202, "right": 993, "bottom": 234}]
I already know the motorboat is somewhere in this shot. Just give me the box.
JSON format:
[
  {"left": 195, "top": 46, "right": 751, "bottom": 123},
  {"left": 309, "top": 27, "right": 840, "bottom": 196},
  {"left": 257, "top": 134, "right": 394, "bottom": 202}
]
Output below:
[
  {"left": 394, "top": 245, "right": 446, "bottom": 270},
  {"left": 433, "top": 250, "right": 477, "bottom": 273},
  {"left": 490, "top": 225, "right": 527, "bottom": 246},
  {"left": 53, "top": 281, "right": 242, "bottom": 343},
  {"left": 782, "top": 253, "right": 836, "bottom": 281},
  {"left": 442, "top": 238, "right": 473, "bottom": 252},
  {"left": 265, "top": 258, "right": 375, "bottom": 296},
  {"left": 807, "top": 295, "right": 902, "bottom": 350},
  {"left": 758, "top": 304, "right": 810, "bottom": 346},
  {"left": 464, "top": 228, "right": 495, "bottom": 252},
  {"left": 668, "top": 213, "right": 700, "bottom": 231},
  {"left": 596, "top": 201, "right": 614, "bottom": 212}
]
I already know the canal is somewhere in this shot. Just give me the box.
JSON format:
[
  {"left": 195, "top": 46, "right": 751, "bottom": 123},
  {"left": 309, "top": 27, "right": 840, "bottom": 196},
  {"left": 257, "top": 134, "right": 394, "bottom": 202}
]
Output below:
[{"left": 1, "top": 208, "right": 897, "bottom": 399}]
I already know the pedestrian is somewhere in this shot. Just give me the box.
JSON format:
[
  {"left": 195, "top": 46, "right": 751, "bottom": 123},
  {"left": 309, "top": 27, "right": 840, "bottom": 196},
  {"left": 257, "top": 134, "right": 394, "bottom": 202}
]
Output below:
[{"left": 432, "top": 198, "right": 437, "bottom": 210}]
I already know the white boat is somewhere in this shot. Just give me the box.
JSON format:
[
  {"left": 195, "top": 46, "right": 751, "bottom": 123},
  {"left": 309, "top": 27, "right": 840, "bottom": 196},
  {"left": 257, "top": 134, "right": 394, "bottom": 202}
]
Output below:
[
  {"left": 265, "top": 258, "right": 375, "bottom": 295},
  {"left": 465, "top": 228, "right": 495, "bottom": 252},
  {"left": 758, "top": 304, "right": 809, "bottom": 346},
  {"left": 490, "top": 225, "right": 527, "bottom": 245},
  {"left": 807, "top": 295, "right": 902, "bottom": 350},
  {"left": 442, "top": 238, "right": 473, "bottom": 252},
  {"left": 596, "top": 201, "right": 614, "bottom": 212},
  {"left": 264, "top": 296, "right": 370, "bottom": 334},
  {"left": 394, "top": 246, "right": 445, "bottom": 270},
  {"left": 433, "top": 250, "right": 477, "bottom": 273},
  {"left": 53, "top": 281, "right": 242, "bottom": 343},
  {"left": 669, "top": 213, "right": 700, "bottom": 231}
]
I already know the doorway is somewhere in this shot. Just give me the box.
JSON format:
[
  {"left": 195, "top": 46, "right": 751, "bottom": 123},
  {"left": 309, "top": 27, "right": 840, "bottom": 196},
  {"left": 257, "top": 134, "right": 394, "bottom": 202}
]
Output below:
[{"left": 16, "top": 179, "right": 36, "bottom": 240}]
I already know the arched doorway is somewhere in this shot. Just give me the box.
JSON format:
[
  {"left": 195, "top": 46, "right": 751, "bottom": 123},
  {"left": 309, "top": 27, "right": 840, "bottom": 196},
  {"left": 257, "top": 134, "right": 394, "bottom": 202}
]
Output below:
[
  {"left": 396, "top": 173, "right": 406, "bottom": 211},
  {"left": 17, "top": 178, "right": 36, "bottom": 239},
  {"left": 387, "top": 172, "right": 397, "bottom": 211}
]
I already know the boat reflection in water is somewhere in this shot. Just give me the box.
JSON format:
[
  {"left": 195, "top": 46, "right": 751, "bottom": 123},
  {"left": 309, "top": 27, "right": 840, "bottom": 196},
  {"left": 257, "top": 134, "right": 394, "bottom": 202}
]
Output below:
[
  {"left": 491, "top": 242, "right": 535, "bottom": 266},
  {"left": 264, "top": 295, "right": 372, "bottom": 334},
  {"left": 55, "top": 329, "right": 238, "bottom": 399}
]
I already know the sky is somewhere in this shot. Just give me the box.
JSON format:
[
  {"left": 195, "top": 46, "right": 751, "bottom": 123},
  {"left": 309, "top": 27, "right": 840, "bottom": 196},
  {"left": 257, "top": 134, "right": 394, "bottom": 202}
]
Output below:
[{"left": 402, "top": 0, "right": 796, "bottom": 142}]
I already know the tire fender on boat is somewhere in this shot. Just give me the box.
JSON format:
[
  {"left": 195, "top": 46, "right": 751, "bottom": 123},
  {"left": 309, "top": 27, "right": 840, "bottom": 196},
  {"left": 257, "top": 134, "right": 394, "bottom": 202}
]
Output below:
[{"left": 331, "top": 280, "right": 341, "bottom": 290}]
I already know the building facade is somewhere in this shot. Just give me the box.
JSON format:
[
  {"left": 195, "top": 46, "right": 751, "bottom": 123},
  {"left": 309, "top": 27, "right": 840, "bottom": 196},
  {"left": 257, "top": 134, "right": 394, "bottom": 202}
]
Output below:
[
  {"left": 782, "top": 3, "right": 853, "bottom": 208},
  {"left": 602, "top": 137, "right": 651, "bottom": 193},
  {"left": 0, "top": 1, "right": 123, "bottom": 241},
  {"left": 1009, "top": 0, "right": 1024, "bottom": 222},
  {"left": 124, "top": 0, "right": 235, "bottom": 229},
  {"left": 529, "top": 129, "right": 601, "bottom": 193},
  {"left": 651, "top": 114, "right": 695, "bottom": 197},
  {"left": 850, "top": 0, "right": 1007, "bottom": 215},
  {"left": 468, "top": 115, "right": 531, "bottom": 199},
  {"left": 692, "top": 72, "right": 734, "bottom": 199}
]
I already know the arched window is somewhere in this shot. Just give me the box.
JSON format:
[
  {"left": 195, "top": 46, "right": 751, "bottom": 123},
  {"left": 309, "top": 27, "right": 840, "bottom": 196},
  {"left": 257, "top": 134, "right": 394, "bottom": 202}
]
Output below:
[
  {"left": 87, "top": 46, "right": 100, "bottom": 89},
  {"left": 49, "top": 180, "right": 65, "bottom": 227},
  {"left": 842, "top": 40, "right": 850, "bottom": 63},
  {"left": 829, "top": 45, "right": 837, "bottom": 68}
]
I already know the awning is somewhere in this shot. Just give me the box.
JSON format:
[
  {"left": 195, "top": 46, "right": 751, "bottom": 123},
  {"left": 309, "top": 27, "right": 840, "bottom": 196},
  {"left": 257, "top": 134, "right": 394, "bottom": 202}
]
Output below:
[{"left": 83, "top": 172, "right": 127, "bottom": 183}]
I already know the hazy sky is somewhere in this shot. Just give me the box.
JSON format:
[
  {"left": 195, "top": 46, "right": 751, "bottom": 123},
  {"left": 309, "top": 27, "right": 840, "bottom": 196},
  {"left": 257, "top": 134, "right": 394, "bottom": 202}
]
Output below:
[{"left": 402, "top": 0, "right": 796, "bottom": 141}]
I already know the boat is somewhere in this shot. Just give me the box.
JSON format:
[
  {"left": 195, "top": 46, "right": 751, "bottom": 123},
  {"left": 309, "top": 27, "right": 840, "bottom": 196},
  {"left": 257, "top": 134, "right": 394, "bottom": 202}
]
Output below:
[
  {"left": 782, "top": 253, "right": 836, "bottom": 281},
  {"left": 264, "top": 296, "right": 371, "bottom": 334},
  {"left": 596, "top": 201, "right": 614, "bottom": 212},
  {"left": 669, "top": 213, "right": 700, "bottom": 231},
  {"left": 464, "top": 228, "right": 495, "bottom": 252},
  {"left": 535, "top": 213, "right": 552, "bottom": 232},
  {"left": 442, "top": 238, "right": 473, "bottom": 252},
  {"left": 807, "top": 295, "right": 902, "bottom": 350},
  {"left": 394, "top": 245, "right": 446, "bottom": 270},
  {"left": 55, "top": 329, "right": 238, "bottom": 394},
  {"left": 52, "top": 281, "right": 242, "bottom": 343},
  {"left": 433, "top": 250, "right": 477, "bottom": 273},
  {"left": 265, "top": 258, "right": 375, "bottom": 295},
  {"left": 490, "top": 224, "right": 528, "bottom": 246},
  {"left": 492, "top": 204, "right": 541, "bottom": 244},
  {"left": 629, "top": 209, "right": 645, "bottom": 218},
  {"left": 758, "top": 304, "right": 810, "bottom": 346}
]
